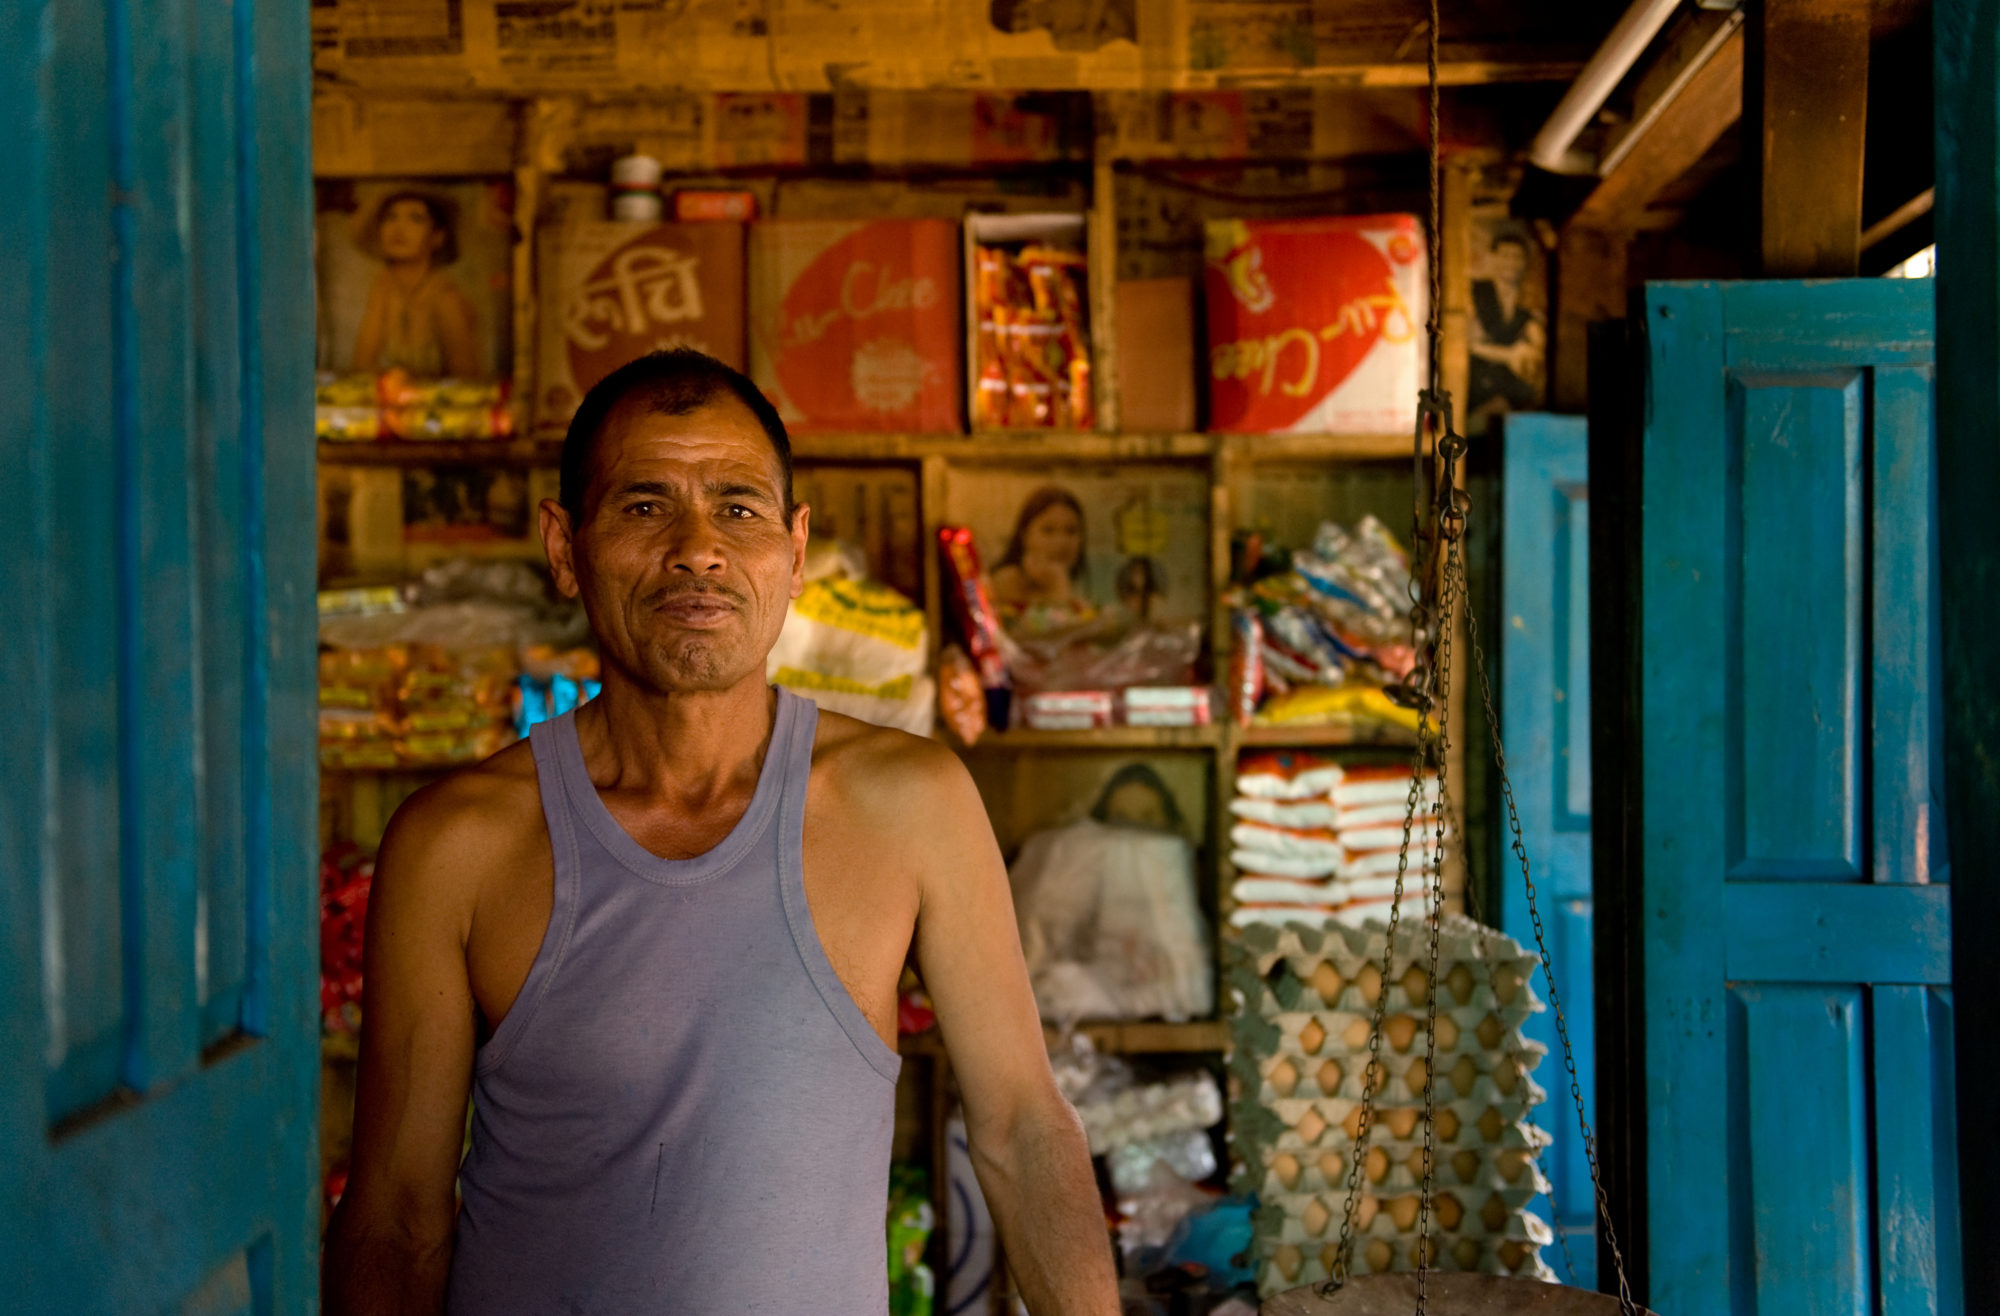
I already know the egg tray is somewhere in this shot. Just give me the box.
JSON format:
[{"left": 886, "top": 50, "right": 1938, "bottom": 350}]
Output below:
[
  {"left": 1257, "top": 1232, "right": 1556, "bottom": 1294},
  {"left": 1227, "top": 916, "right": 1544, "bottom": 1000},
  {"left": 1257, "top": 1186, "right": 1551, "bottom": 1246},
  {"left": 1233, "top": 1022, "right": 1545, "bottom": 1101},
  {"left": 1243, "top": 1133, "right": 1556, "bottom": 1200}
]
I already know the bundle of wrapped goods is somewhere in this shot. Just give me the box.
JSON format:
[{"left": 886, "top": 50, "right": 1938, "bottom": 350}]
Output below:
[
  {"left": 969, "top": 216, "right": 1094, "bottom": 430},
  {"left": 769, "top": 545, "right": 934, "bottom": 735},
  {"left": 515, "top": 646, "right": 604, "bottom": 737},
  {"left": 1202, "top": 214, "right": 1425, "bottom": 436},
  {"left": 317, "top": 644, "right": 518, "bottom": 769},
  {"left": 1224, "top": 915, "right": 1554, "bottom": 1296},
  {"left": 1226, "top": 516, "right": 1421, "bottom": 736},
  {"left": 750, "top": 219, "right": 962, "bottom": 433},
  {"left": 1228, "top": 753, "right": 1444, "bottom": 927},
  {"left": 314, "top": 370, "right": 513, "bottom": 442},
  {"left": 319, "top": 845, "right": 375, "bottom": 1035}
]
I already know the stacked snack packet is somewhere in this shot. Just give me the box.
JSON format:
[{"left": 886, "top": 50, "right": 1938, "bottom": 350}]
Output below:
[
  {"left": 1224, "top": 914, "right": 1555, "bottom": 1295},
  {"left": 1228, "top": 752, "right": 1444, "bottom": 927},
  {"left": 972, "top": 242, "right": 1093, "bottom": 429}
]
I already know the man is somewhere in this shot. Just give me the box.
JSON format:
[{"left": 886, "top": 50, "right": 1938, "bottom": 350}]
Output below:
[{"left": 324, "top": 350, "right": 1118, "bottom": 1314}]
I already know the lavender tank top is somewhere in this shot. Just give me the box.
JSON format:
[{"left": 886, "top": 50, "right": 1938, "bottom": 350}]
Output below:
[{"left": 447, "top": 690, "right": 902, "bottom": 1314}]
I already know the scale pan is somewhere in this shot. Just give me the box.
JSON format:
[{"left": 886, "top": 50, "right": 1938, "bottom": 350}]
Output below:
[{"left": 1265, "top": 1275, "right": 1657, "bottom": 1316}]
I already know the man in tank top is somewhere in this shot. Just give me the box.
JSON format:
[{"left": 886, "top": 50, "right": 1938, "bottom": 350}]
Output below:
[{"left": 324, "top": 349, "right": 1119, "bottom": 1314}]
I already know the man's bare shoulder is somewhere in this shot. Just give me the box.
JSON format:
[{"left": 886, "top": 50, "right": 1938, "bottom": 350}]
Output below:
[
  {"left": 808, "top": 709, "right": 983, "bottom": 826},
  {"left": 376, "top": 737, "right": 548, "bottom": 895}
]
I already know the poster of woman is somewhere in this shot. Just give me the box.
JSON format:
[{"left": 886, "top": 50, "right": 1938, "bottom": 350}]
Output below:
[
  {"left": 315, "top": 179, "right": 513, "bottom": 380},
  {"left": 948, "top": 468, "right": 1208, "bottom": 639},
  {"left": 1465, "top": 219, "right": 1548, "bottom": 434}
]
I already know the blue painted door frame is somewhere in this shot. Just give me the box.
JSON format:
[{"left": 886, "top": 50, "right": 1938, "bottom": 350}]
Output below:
[
  {"left": 1499, "top": 414, "right": 1596, "bottom": 1290},
  {"left": 0, "top": 0, "right": 320, "bottom": 1309},
  {"left": 1631, "top": 280, "right": 1958, "bottom": 1315},
  {"left": 1931, "top": 2, "right": 2000, "bottom": 1308}
]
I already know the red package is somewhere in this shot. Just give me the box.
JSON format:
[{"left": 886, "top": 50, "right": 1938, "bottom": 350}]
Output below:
[
  {"left": 937, "top": 526, "right": 1009, "bottom": 689},
  {"left": 673, "top": 189, "right": 759, "bottom": 222}
]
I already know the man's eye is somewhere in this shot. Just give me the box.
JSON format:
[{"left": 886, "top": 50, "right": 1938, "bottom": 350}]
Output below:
[
  {"left": 626, "top": 501, "right": 658, "bottom": 516},
  {"left": 724, "top": 504, "right": 756, "bottom": 519}
]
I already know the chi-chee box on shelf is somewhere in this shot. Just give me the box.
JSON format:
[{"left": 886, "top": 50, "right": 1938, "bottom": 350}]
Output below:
[
  {"left": 535, "top": 221, "right": 748, "bottom": 431},
  {"left": 1202, "top": 215, "right": 1426, "bottom": 435},
  {"left": 749, "top": 219, "right": 962, "bottom": 433}
]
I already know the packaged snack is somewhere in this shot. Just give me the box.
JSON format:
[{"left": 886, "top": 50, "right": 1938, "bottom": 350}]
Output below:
[
  {"left": 937, "top": 644, "right": 989, "bottom": 746},
  {"left": 937, "top": 526, "right": 1009, "bottom": 689},
  {"left": 316, "top": 404, "right": 385, "bottom": 442},
  {"left": 1120, "top": 685, "right": 1212, "bottom": 727},
  {"left": 969, "top": 217, "right": 1094, "bottom": 431},
  {"left": 1228, "top": 608, "right": 1265, "bottom": 727},
  {"left": 1234, "top": 751, "right": 1343, "bottom": 800},
  {"left": 1021, "top": 689, "right": 1114, "bottom": 731}
]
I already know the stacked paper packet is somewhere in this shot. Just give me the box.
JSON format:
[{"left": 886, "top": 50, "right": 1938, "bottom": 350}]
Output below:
[
  {"left": 1229, "top": 753, "right": 1445, "bottom": 927},
  {"left": 1224, "top": 914, "right": 1557, "bottom": 1296}
]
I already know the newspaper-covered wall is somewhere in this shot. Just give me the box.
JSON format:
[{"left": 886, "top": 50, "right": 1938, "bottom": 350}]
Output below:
[{"left": 309, "top": 0, "right": 1579, "bottom": 93}]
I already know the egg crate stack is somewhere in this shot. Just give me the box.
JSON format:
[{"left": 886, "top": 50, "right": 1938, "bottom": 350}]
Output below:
[{"left": 1224, "top": 914, "right": 1558, "bottom": 1296}]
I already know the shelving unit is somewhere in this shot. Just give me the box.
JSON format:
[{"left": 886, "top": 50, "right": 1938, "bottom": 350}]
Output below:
[{"left": 313, "top": 89, "right": 1480, "bottom": 1310}]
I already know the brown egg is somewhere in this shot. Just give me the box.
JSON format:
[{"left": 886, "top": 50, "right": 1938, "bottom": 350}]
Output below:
[
  {"left": 1299, "top": 1018, "right": 1327, "bottom": 1055},
  {"left": 1309, "top": 960, "right": 1345, "bottom": 1006},
  {"left": 1271, "top": 1152, "right": 1301, "bottom": 1189},
  {"left": 1268, "top": 1058, "right": 1299, "bottom": 1097},
  {"left": 1317, "top": 1058, "right": 1344, "bottom": 1095}
]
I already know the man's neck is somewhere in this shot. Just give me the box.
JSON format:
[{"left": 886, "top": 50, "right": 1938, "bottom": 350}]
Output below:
[{"left": 572, "top": 671, "right": 777, "bottom": 809}]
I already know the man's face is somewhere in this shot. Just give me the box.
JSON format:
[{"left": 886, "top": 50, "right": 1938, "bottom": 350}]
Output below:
[{"left": 541, "top": 394, "right": 808, "bottom": 696}]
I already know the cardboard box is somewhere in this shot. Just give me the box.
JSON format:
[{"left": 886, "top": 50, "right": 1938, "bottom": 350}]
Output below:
[
  {"left": 1203, "top": 215, "right": 1426, "bottom": 435},
  {"left": 749, "top": 219, "right": 962, "bottom": 433},
  {"left": 965, "top": 212, "right": 1095, "bottom": 431},
  {"left": 1115, "top": 277, "right": 1197, "bottom": 432},
  {"left": 535, "top": 221, "right": 747, "bottom": 430}
]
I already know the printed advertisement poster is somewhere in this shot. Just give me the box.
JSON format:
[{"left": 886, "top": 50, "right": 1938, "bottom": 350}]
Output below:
[
  {"left": 944, "top": 466, "right": 1208, "bottom": 636},
  {"left": 315, "top": 178, "right": 514, "bottom": 381}
]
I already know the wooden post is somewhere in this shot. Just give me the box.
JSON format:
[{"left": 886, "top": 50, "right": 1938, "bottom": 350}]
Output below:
[
  {"left": 1553, "top": 226, "right": 1628, "bottom": 413},
  {"left": 1749, "top": 0, "right": 1870, "bottom": 276},
  {"left": 1932, "top": 0, "right": 2000, "bottom": 1307}
]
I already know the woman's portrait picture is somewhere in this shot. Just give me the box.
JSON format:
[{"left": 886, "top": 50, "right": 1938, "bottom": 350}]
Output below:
[
  {"left": 1465, "top": 219, "right": 1548, "bottom": 434},
  {"left": 989, "top": 484, "right": 1096, "bottom": 635},
  {"left": 316, "top": 179, "right": 514, "bottom": 380},
  {"left": 949, "top": 468, "right": 1208, "bottom": 638}
]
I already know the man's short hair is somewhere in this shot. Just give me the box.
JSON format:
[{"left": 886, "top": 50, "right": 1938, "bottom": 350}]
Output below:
[{"left": 559, "top": 349, "right": 794, "bottom": 523}]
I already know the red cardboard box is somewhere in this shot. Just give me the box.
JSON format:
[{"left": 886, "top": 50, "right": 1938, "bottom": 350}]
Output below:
[
  {"left": 749, "top": 219, "right": 962, "bottom": 433},
  {"left": 535, "top": 221, "right": 747, "bottom": 430},
  {"left": 1202, "top": 215, "right": 1426, "bottom": 435}
]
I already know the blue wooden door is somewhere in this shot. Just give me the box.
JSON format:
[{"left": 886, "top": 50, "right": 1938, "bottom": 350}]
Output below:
[
  {"left": 1499, "top": 413, "right": 1596, "bottom": 1290},
  {"left": 0, "top": 0, "right": 319, "bottom": 1310},
  {"left": 1638, "top": 281, "right": 1959, "bottom": 1314}
]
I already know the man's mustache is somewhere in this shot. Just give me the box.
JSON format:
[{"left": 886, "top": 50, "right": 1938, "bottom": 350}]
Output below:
[{"left": 642, "top": 580, "right": 748, "bottom": 609}]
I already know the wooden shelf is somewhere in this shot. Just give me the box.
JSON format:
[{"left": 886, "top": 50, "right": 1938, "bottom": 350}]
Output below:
[
  {"left": 898, "top": 1019, "right": 1228, "bottom": 1057},
  {"left": 1235, "top": 723, "right": 1419, "bottom": 749},
  {"left": 321, "top": 431, "right": 1415, "bottom": 468},
  {"left": 959, "top": 724, "right": 1222, "bottom": 751}
]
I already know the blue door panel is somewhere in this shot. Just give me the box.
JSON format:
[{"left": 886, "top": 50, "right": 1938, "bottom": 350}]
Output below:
[
  {"left": 1732, "top": 373, "right": 1865, "bottom": 882},
  {"left": 1500, "top": 413, "right": 1595, "bottom": 1288},
  {"left": 1872, "top": 986, "right": 1962, "bottom": 1316},
  {"left": 1639, "top": 281, "right": 1958, "bottom": 1315},
  {"left": 0, "top": 0, "right": 319, "bottom": 1308},
  {"left": 1733, "top": 985, "right": 1872, "bottom": 1316}
]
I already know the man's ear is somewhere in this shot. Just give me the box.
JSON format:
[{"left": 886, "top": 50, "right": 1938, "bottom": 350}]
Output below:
[
  {"left": 540, "top": 499, "right": 582, "bottom": 598},
  {"left": 789, "top": 503, "right": 812, "bottom": 600}
]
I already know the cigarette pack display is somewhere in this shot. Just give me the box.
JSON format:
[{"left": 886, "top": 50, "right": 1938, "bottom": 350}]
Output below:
[
  {"left": 750, "top": 219, "right": 962, "bottom": 433},
  {"left": 535, "top": 221, "right": 747, "bottom": 430},
  {"left": 1203, "top": 215, "right": 1426, "bottom": 435},
  {"left": 1021, "top": 689, "right": 1115, "bottom": 730}
]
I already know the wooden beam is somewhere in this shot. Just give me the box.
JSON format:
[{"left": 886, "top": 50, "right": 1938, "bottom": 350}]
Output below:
[
  {"left": 1553, "top": 225, "right": 1629, "bottom": 413},
  {"left": 1932, "top": 0, "right": 2000, "bottom": 1308},
  {"left": 1569, "top": 28, "right": 1744, "bottom": 233},
  {"left": 1861, "top": 187, "right": 1936, "bottom": 251},
  {"left": 1749, "top": 0, "right": 1870, "bottom": 276}
]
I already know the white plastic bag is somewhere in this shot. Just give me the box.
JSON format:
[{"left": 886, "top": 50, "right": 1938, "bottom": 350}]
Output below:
[{"left": 1009, "top": 818, "right": 1213, "bottom": 1025}]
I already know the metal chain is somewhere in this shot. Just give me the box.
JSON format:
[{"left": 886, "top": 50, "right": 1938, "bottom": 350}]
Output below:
[
  {"left": 1449, "top": 808, "right": 1584, "bottom": 1287},
  {"left": 1452, "top": 530, "right": 1639, "bottom": 1316},
  {"left": 1413, "top": 525, "right": 1457, "bottom": 1309}
]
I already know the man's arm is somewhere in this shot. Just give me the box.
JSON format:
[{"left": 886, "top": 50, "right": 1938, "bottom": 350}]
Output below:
[
  {"left": 907, "top": 752, "right": 1119, "bottom": 1315},
  {"left": 323, "top": 790, "right": 483, "bottom": 1316}
]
